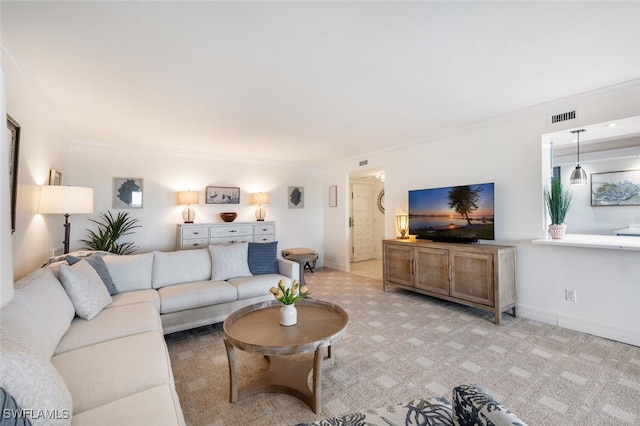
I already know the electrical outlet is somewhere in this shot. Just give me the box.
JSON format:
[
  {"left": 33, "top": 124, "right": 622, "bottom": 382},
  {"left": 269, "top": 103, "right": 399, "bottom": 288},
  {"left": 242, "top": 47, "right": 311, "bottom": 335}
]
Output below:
[{"left": 565, "top": 289, "right": 577, "bottom": 302}]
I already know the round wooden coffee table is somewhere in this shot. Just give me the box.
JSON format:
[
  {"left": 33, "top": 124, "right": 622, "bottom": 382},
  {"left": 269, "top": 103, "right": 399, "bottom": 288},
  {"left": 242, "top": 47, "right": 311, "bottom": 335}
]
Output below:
[{"left": 223, "top": 298, "right": 349, "bottom": 413}]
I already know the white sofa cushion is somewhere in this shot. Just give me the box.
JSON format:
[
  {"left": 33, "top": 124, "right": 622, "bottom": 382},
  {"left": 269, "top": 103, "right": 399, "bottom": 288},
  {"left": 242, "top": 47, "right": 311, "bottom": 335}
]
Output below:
[
  {"left": 59, "top": 260, "right": 112, "bottom": 320},
  {"left": 70, "top": 385, "right": 185, "bottom": 426},
  {"left": 13, "top": 267, "right": 75, "bottom": 357},
  {"left": 103, "top": 252, "right": 154, "bottom": 293},
  {"left": 152, "top": 249, "right": 211, "bottom": 289},
  {"left": 158, "top": 281, "right": 237, "bottom": 314},
  {"left": 0, "top": 327, "right": 73, "bottom": 425},
  {"left": 228, "top": 274, "right": 291, "bottom": 299},
  {"left": 108, "top": 289, "right": 160, "bottom": 311},
  {"left": 208, "top": 243, "right": 252, "bottom": 281},
  {"left": 55, "top": 303, "right": 161, "bottom": 355},
  {"left": 52, "top": 331, "right": 173, "bottom": 415}
]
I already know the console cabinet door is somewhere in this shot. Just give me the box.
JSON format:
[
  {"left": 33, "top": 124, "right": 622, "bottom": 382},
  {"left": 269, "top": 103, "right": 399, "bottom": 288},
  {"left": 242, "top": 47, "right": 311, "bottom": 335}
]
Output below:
[
  {"left": 414, "top": 247, "right": 449, "bottom": 295},
  {"left": 384, "top": 244, "right": 414, "bottom": 286},
  {"left": 449, "top": 250, "right": 494, "bottom": 306}
]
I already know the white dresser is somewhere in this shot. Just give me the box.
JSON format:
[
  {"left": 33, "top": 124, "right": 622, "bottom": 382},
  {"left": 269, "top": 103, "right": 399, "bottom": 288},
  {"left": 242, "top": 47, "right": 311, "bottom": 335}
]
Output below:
[{"left": 176, "top": 222, "right": 275, "bottom": 250}]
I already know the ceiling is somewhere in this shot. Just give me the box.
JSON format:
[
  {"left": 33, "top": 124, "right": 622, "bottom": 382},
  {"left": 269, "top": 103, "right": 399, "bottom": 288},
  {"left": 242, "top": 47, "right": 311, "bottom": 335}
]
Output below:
[{"left": 2, "top": 1, "right": 639, "bottom": 166}]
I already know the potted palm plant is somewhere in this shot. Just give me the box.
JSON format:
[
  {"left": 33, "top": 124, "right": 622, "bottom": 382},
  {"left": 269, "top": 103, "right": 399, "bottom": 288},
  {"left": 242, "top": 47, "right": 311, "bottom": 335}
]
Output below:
[
  {"left": 544, "top": 178, "right": 574, "bottom": 239},
  {"left": 80, "top": 211, "right": 141, "bottom": 254}
]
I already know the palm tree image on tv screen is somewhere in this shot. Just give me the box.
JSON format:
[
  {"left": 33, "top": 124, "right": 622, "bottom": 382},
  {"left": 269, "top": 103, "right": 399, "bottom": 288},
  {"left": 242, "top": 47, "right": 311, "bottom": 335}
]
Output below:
[{"left": 408, "top": 183, "right": 495, "bottom": 241}]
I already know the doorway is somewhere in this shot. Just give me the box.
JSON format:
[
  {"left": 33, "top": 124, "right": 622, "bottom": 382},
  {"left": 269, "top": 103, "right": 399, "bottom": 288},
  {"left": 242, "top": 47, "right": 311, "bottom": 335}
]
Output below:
[{"left": 348, "top": 168, "right": 385, "bottom": 280}]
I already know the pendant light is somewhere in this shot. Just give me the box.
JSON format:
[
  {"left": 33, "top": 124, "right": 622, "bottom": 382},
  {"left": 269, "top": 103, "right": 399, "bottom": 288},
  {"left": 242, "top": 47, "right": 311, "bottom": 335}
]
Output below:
[{"left": 569, "top": 129, "right": 588, "bottom": 185}]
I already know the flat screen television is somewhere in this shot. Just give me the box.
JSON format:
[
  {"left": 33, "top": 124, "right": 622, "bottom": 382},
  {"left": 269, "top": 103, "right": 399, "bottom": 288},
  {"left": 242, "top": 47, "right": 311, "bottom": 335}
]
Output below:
[{"left": 408, "top": 182, "right": 495, "bottom": 242}]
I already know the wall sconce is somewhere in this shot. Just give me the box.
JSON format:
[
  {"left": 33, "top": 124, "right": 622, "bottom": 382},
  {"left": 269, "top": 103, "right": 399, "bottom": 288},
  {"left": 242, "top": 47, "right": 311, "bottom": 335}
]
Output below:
[
  {"left": 177, "top": 190, "right": 199, "bottom": 223},
  {"left": 396, "top": 215, "right": 409, "bottom": 239},
  {"left": 251, "top": 192, "right": 270, "bottom": 221},
  {"left": 39, "top": 185, "right": 94, "bottom": 254}
]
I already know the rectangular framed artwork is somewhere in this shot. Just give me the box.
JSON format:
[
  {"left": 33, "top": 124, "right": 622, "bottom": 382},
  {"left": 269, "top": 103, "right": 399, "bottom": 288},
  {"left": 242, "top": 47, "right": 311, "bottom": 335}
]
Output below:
[
  {"left": 113, "top": 177, "right": 143, "bottom": 209},
  {"left": 591, "top": 169, "right": 640, "bottom": 206},
  {"left": 49, "top": 169, "right": 62, "bottom": 185},
  {"left": 206, "top": 186, "right": 240, "bottom": 204},
  {"left": 329, "top": 185, "right": 337, "bottom": 207},
  {"left": 288, "top": 186, "right": 304, "bottom": 209},
  {"left": 7, "top": 115, "right": 21, "bottom": 233}
]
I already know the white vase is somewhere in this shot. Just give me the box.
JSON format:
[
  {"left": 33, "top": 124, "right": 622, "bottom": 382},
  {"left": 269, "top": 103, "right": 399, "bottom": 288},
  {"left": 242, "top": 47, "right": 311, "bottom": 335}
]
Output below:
[
  {"left": 280, "top": 304, "right": 297, "bottom": 326},
  {"left": 548, "top": 224, "right": 567, "bottom": 240}
]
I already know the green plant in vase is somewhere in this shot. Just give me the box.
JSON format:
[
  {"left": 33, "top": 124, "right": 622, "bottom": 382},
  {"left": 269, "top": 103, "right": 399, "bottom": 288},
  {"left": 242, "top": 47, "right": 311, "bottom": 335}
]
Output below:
[
  {"left": 544, "top": 178, "right": 574, "bottom": 239},
  {"left": 81, "top": 211, "right": 141, "bottom": 255}
]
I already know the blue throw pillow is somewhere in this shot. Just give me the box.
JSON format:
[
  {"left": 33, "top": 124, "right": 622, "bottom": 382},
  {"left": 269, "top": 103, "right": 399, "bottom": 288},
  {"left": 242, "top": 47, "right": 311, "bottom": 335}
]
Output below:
[
  {"left": 247, "top": 241, "right": 279, "bottom": 275},
  {"left": 67, "top": 255, "right": 118, "bottom": 295}
]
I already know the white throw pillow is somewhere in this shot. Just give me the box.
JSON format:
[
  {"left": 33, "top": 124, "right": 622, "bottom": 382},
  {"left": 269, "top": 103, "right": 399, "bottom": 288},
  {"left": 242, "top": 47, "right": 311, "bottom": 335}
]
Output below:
[
  {"left": 60, "top": 260, "right": 112, "bottom": 320},
  {"left": 209, "top": 243, "right": 253, "bottom": 281},
  {"left": 0, "top": 327, "right": 73, "bottom": 425}
]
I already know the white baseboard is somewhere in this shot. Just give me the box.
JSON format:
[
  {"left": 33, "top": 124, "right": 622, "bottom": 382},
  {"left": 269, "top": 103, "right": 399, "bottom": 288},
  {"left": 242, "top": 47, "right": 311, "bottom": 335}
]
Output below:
[
  {"left": 323, "top": 260, "right": 348, "bottom": 272},
  {"left": 518, "top": 304, "right": 639, "bottom": 347}
]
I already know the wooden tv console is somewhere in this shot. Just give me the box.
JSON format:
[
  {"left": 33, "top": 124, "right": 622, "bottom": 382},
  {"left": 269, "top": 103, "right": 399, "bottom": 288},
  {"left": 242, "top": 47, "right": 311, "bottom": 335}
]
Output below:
[{"left": 383, "top": 239, "right": 516, "bottom": 325}]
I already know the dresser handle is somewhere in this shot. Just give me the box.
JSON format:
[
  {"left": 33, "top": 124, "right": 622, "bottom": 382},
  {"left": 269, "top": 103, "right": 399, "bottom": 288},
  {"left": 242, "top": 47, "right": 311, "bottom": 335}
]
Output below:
[
  {"left": 193, "top": 232, "right": 199, "bottom": 235},
  {"left": 229, "top": 230, "right": 237, "bottom": 233}
]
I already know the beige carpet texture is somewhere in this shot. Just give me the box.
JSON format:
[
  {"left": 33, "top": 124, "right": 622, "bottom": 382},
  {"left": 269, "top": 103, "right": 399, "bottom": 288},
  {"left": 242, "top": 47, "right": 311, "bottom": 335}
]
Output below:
[{"left": 165, "top": 268, "right": 640, "bottom": 426}]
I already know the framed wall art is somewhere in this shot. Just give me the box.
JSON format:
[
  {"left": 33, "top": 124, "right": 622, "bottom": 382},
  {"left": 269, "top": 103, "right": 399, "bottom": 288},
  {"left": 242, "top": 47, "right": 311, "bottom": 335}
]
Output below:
[
  {"left": 591, "top": 169, "right": 640, "bottom": 206},
  {"left": 288, "top": 186, "right": 304, "bottom": 209},
  {"left": 7, "top": 115, "right": 21, "bottom": 233},
  {"left": 206, "top": 186, "right": 240, "bottom": 204},
  {"left": 113, "top": 177, "right": 143, "bottom": 208},
  {"left": 49, "top": 169, "right": 62, "bottom": 185},
  {"left": 329, "top": 185, "right": 337, "bottom": 207},
  {"left": 377, "top": 189, "right": 385, "bottom": 213}
]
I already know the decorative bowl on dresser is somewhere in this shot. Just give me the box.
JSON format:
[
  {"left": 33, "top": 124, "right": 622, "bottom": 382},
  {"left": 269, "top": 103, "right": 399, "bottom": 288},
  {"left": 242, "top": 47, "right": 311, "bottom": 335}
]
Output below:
[{"left": 220, "top": 212, "right": 238, "bottom": 222}]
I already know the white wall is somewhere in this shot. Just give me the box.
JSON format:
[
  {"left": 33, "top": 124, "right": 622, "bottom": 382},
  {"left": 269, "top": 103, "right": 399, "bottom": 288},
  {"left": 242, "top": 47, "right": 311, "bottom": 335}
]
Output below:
[
  {"left": 3, "top": 47, "right": 72, "bottom": 279},
  {"left": 324, "top": 80, "right": 640, "bottom": 346},
  {"left": 1, "top": 66, "right": 15, "bottom": 306},
  {"left": 67, "top": 142, "right": 324, "bottom": 262}
]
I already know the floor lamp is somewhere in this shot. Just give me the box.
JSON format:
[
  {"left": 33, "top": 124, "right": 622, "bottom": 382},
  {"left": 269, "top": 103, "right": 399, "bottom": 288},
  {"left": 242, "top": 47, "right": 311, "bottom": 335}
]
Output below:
[{"left": 40, "top": 186, "right": 94, "bottom": 254}]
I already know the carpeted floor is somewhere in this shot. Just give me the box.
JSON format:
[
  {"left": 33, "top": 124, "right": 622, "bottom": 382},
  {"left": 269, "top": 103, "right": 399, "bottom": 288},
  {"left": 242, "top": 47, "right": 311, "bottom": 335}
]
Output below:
[{"left": 164, "top": 268, "right": 640, "bottom": 426}]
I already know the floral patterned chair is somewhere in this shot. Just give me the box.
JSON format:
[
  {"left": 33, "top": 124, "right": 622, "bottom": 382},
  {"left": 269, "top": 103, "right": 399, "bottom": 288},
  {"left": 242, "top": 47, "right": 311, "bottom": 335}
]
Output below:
[{"left": 295, "top": 384, "right": 527, "bottom": 426}]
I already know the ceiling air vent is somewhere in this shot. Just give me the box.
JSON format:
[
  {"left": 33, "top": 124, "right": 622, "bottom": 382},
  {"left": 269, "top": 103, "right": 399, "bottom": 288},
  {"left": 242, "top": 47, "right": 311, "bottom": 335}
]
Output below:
[{"left": 548, "top": 109, "right": 578, "bottom": 126}]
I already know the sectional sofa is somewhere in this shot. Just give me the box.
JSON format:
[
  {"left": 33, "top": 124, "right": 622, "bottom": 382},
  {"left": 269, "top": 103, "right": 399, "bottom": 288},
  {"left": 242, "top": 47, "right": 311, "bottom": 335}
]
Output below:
[{"left": 0, "top": 241, "right": 298, "bottom": 425}]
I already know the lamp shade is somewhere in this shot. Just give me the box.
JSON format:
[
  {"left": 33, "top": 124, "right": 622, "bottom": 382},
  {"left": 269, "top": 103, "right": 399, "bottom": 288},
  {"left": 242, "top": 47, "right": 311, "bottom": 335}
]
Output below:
[
  {"left": 396, "top": 215, "right": 409, "bottom": 239},
  {"left": 177, "top": 190, "right": 199, "bottom": 205},
  {"left": 251, "top": 192, "right": 270, "bottom": 205},
  {"left": 39, "top": 186, "right": 94, "bottom": 214},
  {"left": 570, "top": 165, "right": 588, "bottom": 185}
]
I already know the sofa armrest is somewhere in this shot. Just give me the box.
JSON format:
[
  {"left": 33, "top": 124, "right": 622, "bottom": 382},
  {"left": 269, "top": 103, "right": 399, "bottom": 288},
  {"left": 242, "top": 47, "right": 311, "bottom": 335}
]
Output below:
[
  {"left": 453, "top": 384, "right": 527, "bottom": 426},
  {"left": 277, "top": 258, "right": 300, "bottom": 281}
]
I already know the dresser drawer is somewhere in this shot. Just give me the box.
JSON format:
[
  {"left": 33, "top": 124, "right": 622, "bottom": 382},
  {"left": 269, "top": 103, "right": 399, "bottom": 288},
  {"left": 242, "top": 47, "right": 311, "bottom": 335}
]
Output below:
[
  {"left": 182, "top": 227, "right": 209, "bottom": 239},
  {"left": 210, "top": 236, "right": 254, "bottom": 245},
  {"left": 210, "top": 225, "right": 253, "bottom": 237},
  {"left": 253, "top": 234, "right": 275, "bottom": 243},
  {"left": 254, "top": 224, "right": 275, "bottom": 235},
  {"left": 181, "top": 238, "right": 209, "bottom": 249}
]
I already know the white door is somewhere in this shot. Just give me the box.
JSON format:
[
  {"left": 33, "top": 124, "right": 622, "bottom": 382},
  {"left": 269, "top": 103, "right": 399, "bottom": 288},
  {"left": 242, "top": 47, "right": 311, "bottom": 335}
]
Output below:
[{"left": 351, "top": 183, "right": 374, "bottom": 262}]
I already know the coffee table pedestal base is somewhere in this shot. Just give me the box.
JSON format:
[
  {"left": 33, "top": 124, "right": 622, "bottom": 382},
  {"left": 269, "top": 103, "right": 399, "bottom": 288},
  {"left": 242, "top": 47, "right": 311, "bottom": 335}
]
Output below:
[{"left": 225, "top": 339, "right": 333, "bottom": 414}]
